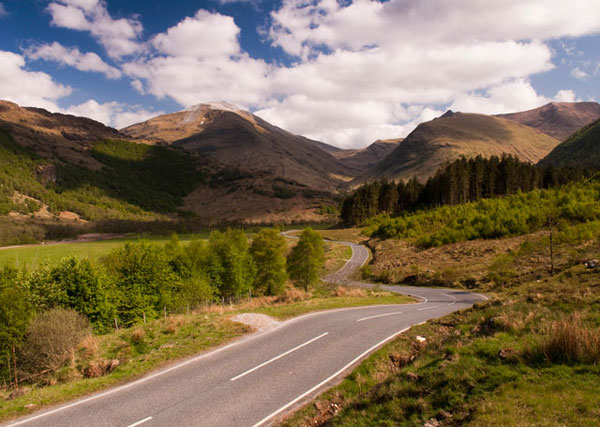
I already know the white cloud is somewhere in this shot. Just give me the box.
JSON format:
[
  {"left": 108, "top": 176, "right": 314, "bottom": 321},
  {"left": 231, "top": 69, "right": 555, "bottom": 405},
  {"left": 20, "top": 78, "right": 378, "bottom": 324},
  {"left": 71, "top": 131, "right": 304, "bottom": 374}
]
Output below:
[
  {"left": 450, "top": 80, "right": 581, "bottom": 115},
  {"left": 25, "top": 42, "right": 122, "bottom": 79},
  {"left": 151, "top": 10, "right": 240, "bottom": 58},
  {"left": 35, "top": 1, "right": 600, "bottom": 147},
  {"left": 122, "top": 10, "right": 270, "bottom": 108},
  {"left": 0, "top": 50, "right": 71, "bottom": 110},
  {"left": 64, "top": 99, "right": 163, "bottom": 129},
  {"left": 0, "top": 3, "right": 7, "bottom": 18},
  {"left": 571, "top": 67, "right": 589, "bottom": 80},
  {"left": 47, "top": 0, "right": 142, "bottom": 59}
]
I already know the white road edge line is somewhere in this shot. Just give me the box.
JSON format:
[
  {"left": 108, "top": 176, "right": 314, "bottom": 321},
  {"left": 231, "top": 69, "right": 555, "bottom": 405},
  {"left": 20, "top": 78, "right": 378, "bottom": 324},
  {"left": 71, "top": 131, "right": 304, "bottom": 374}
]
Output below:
[
  {"left": 417, "top": 306, "right": 440, "bottom": 311},
  {"left": 356, "top": 311, "right": 403, "bottom": 322},
  {"left": 231, "top": 332, "right": 329, "bottom": 382},
  {"left": 251, "top": 327, "right": 411, "bottom": 427},
  {"left": 126, "top": 416, "right": 153, "bottom": 427},
  {"left": 442, "top": 293, "right": 457, "bottom": 306}
]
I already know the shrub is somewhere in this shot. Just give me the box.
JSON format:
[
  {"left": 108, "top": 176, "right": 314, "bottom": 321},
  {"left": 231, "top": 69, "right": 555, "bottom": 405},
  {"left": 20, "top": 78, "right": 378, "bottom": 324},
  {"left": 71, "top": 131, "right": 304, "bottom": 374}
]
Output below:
[{"left": 19, "top": 308, "right": 90, "bottom": 378}]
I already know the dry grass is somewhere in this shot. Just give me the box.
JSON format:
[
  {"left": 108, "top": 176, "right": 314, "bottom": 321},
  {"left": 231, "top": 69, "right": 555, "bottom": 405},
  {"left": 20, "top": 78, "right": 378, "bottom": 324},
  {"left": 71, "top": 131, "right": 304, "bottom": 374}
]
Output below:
[
  {"left": 541, "top": 313, "right": 600, "bottom": 364},
  {"left": 333, "top": 286, "right": 366, "bottom": 297}
]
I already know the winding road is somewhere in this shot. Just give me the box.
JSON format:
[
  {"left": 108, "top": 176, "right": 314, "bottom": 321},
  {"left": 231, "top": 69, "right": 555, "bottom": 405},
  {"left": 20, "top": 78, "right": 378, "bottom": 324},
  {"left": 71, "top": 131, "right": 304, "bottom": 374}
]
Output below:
[{"left": 5, "top": 234, "right": 487, "bottom": 427}]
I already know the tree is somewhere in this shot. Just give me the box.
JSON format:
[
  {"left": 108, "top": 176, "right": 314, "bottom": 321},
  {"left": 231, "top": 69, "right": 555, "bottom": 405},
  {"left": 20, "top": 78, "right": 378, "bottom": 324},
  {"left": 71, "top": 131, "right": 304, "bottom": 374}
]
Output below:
[
  {"left": 250, "top": 229, "right": 288, "bottom": 296},
  {"left": 206, "top": 229, "right": 256, "bottom": 299},
  {"left": 0, "top": 267, "right": 32, "bottom": 389},
  {"left": 287, "top": 228, "right": 325, "bottom": 291},
  {"left": 104, "top": 241, "right": 179, "bottom": 326},
  {"left": 50, "top": 257, "right": 116, "bottom": 333}
]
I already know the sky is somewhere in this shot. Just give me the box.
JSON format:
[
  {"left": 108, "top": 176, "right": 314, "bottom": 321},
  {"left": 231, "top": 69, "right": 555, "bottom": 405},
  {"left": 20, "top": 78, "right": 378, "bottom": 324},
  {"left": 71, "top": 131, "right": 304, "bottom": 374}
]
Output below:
[{"left": 1, "top": 0, "right": 600, "bottom": 148}]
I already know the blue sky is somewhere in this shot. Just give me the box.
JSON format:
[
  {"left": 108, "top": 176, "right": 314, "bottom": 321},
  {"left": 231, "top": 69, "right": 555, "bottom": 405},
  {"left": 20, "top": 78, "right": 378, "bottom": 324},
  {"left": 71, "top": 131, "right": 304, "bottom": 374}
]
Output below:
[{"left": 1, "top": 0, "right": 599, "bottom": 147}]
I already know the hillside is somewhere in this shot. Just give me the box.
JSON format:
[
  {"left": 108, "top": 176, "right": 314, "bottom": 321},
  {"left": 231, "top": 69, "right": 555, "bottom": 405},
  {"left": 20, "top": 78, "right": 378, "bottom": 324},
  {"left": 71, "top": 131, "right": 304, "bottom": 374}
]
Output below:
[
  {"left": 360, "top": 111, "right": 560, "bottom": 183},
  {"left": 539, "top": 118, "right": 600, "bottom": 169},
  {"left": 0, "top": 101, "right": 346, "bottom": 237},
  {"left": 0, "top": 100, "right": 125, "bottom": 169},
  {"left": 332, "top": 139, "right": 401, "bottom": 174},
  {"left": 122, "top": 102, "right": 355, "bottom": 191},
  {"left": 498, "top": 101, "right": 600, "bottom": 141}
]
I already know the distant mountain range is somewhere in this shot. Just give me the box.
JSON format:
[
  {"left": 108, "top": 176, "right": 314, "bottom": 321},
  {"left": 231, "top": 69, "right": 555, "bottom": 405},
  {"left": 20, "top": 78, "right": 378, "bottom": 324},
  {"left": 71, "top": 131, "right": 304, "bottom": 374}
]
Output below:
[{"left": 1, "top": 99, "right": 599, "bottom": 225}]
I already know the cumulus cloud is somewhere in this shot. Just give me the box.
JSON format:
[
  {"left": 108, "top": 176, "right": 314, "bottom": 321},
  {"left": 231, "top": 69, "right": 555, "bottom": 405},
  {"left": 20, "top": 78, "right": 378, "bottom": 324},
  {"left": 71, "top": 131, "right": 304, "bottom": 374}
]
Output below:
[
  {"left": 25, "top": 42, "right": 122, "bottom": 79},
  {"left": 47, "top": 0, "right": 142, "bottom": 58},
  {"left": 30, "top": 0, "right": 600, "bottom": 146},
  {"left": 123, "top": 10, "right": 270, "bottom": 108},
  {"left": 0, "top": 50, "right": 71, "bottom": 110}
]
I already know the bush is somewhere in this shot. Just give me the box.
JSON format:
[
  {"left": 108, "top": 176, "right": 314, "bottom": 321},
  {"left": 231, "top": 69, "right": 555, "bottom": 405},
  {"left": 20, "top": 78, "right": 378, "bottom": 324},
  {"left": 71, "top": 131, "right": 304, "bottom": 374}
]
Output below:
[{"left": 19, "top": 308, "right": 90, "bottom": 378}]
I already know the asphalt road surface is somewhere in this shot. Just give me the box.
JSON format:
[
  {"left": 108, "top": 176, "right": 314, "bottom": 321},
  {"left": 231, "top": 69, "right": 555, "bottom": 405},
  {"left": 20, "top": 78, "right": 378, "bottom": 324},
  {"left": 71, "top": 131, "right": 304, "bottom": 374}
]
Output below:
[{"left": 5, "top": 234, "right": 487, "bottom": 427}]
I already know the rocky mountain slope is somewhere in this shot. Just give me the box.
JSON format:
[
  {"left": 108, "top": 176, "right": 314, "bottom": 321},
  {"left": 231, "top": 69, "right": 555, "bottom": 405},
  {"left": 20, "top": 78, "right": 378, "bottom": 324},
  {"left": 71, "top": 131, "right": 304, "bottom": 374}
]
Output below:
[
  {"left": 360, "top": 111, "right": 560, "bottom": 183},
  {"left": 121, "top": 102, "right": 354, "bottom": 191},
  {"left": 498, "top": 102, "right": 600, "bottom": 141}
]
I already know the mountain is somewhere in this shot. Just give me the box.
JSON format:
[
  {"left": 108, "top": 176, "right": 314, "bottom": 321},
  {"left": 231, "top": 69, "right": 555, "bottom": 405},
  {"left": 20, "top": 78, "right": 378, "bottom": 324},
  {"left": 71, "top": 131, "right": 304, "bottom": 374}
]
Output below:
[
  {"left": 0, "top": 100, "right": 349, "bottom": 229},
  {"left": 360, "top": 111, "right": 560, "bottom": 183},
  {"left": 121, "top": 102, "right": 353, "bottom": 191},
  {"left": 498, "top": 102, "right": 600, "bottom": 141},
  {"left": 0, "top": 100, "right": 125, "bottom": 169},
  {"left": 332, "top": 139, "right": 401, "bottom": 174},
  {"left": 539, "top": 118, "right": 600, "bottom": 169}
]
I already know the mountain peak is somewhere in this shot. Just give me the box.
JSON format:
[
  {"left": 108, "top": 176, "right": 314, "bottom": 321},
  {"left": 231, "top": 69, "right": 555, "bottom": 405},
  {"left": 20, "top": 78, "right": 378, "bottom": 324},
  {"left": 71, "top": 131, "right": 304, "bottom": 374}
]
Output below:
[{"left": 186, "top": 101, "right": 246, "bottom": 114}]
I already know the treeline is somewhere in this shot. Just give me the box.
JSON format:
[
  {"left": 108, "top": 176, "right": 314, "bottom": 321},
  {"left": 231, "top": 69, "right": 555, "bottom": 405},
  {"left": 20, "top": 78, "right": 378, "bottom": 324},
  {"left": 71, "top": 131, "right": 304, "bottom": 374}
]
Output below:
[
  {"left": 0, "top": 228, "right": 324, "bottom": 388},
  {"left": 364, "top": 180, "right": 600, "bottom": 247},
  {"left": 341, "top": 155, "right": 592, "bottom": 225}
]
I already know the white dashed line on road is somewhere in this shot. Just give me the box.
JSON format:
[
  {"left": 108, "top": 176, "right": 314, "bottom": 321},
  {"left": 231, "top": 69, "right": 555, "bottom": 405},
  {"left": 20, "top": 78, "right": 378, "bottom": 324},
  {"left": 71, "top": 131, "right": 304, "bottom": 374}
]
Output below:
[
  {"left": 356, "top": 311, "right": 403, "bottom": 322},
  {"left": 230, "top": 332, "right": 329, "bottom": 382}
]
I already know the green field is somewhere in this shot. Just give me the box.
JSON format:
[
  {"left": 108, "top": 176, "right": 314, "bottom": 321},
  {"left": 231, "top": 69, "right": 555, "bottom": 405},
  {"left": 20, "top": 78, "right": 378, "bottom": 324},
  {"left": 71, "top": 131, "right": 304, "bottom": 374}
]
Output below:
[{"left": 0, "top": 233, "right": 209, "bottom": 268}]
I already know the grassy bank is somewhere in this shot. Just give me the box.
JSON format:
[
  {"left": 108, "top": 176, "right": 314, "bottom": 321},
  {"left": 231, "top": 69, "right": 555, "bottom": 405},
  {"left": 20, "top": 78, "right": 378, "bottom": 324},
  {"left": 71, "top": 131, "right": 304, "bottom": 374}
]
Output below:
[{"left": 283, "top": 223, "right": 600, "bottom": 426}]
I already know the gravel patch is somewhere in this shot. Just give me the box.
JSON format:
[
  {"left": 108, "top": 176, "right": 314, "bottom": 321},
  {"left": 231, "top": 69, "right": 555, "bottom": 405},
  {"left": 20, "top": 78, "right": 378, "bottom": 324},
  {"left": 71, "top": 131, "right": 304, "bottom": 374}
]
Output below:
[{"left": 231, "top": 313, "right": 280, "bottom": 332}]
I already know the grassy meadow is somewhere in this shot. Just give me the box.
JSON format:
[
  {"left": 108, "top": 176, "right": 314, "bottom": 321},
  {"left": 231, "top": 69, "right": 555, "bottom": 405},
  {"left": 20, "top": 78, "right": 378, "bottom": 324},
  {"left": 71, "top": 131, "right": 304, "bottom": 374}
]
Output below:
[{"left": 0, "top": 233, "right": 210, "bottom": 268}]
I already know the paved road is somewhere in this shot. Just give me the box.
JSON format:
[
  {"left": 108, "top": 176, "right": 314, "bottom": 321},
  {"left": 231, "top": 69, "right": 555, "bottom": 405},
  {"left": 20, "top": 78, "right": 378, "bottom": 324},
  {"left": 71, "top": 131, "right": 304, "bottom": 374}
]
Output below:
[{"left": 5, "top": 234, "right": 487, "bottom": 427}]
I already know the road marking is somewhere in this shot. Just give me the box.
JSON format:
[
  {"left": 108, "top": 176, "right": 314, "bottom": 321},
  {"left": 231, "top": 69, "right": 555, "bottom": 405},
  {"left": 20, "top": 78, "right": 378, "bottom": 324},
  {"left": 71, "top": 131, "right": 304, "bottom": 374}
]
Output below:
[
  {"left": 230, "top": 332, "right": 329, "bottom": 382},
  {"left": 126, "top": 416, "right": 153, "bottom": 427},
  {"left": 442, "top": 293, "right": 457, "bottom": 306},
  {"left": 356, "top": 311, "right": 403, "bottom": 322},
  {"left": 251, "top": 327, "right": 412, "bottom": 427},
  {"left": 418, "top": 306, "right": 440, "bottom": 311}
]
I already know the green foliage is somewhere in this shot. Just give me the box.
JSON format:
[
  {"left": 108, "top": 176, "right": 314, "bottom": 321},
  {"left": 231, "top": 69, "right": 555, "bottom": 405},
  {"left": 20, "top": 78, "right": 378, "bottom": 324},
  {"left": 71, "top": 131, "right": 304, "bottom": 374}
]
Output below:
[
  {"left": 0, "top": 267, "right": 33, "bottom": 385},
  {"left": 50, "top": 258, "right": 116, "bottom": 333},
  {"left": 251, "top": 229, "right": 288, "bottom": 296},
  {"left": 365, "top": 180, "right": 600, "bottom": 247},
  {"left": 341, "top": 154, "right": 591, "bottom": 225},
  {"left": 104, "top": 241, "right": 180, "bottom": 326},
  {"left": 287, "top": 228, "right": 325, "bottom": 290},
  {"left": 205, "top": 229, "right": 256, "bottom": 298}
]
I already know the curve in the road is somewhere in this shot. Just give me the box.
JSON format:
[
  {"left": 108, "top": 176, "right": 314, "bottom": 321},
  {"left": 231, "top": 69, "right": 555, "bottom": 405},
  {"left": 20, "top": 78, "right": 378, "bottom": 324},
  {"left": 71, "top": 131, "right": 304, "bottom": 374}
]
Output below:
[{"left": 5, "top": 232, "right": 487, "bottom": 427}]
